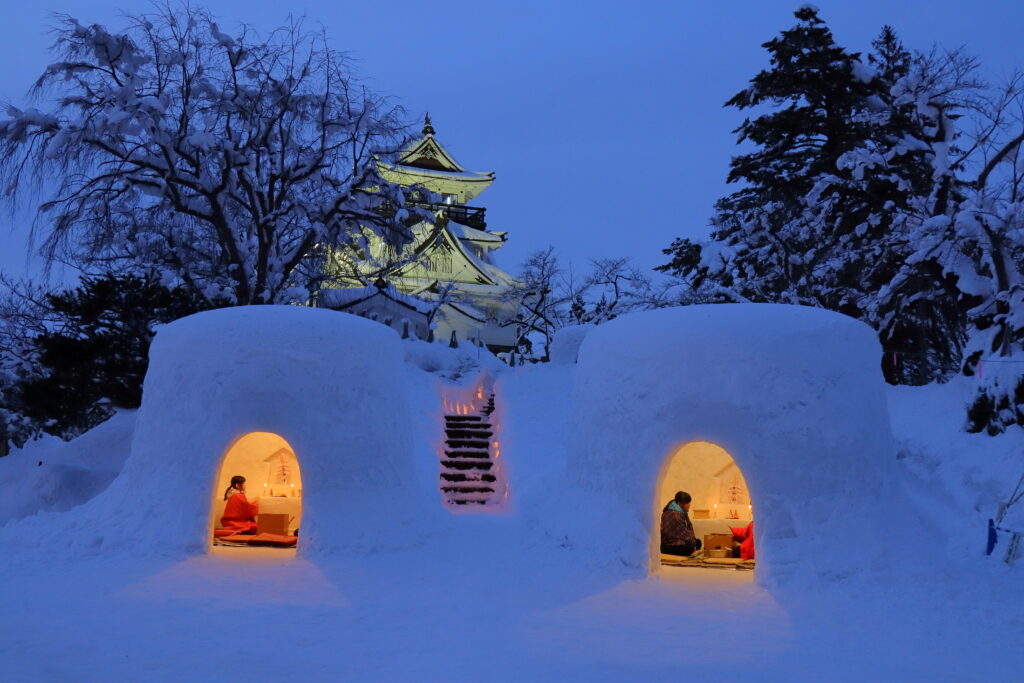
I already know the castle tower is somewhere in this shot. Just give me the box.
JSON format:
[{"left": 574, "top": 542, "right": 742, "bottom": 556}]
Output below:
[{"left": 323, "top": 116, "right": 520, "bottom": 351}]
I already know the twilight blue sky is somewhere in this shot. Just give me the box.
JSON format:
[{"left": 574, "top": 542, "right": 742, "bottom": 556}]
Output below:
[{"left": 2, "top": 1, "right": 1024, "bottom": 283}]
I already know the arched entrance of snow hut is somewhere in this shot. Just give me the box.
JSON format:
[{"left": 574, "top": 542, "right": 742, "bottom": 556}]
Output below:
[
  {"left": 652, "top": 441, "right": 755, "bottom": 572},
  {"left": 210, "top": 432, "right": 303, "bottom": 551}
]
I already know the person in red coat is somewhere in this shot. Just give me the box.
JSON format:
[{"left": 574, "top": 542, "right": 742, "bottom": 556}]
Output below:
[
  {"left": 661, "top": 491, "right": 702, "bottom": 556},
  {"left": 730, "top": 521, "right": 755, "bottom": 560},
  {"left": 221, "top": 475, "right": 259, "bottom": 533}
]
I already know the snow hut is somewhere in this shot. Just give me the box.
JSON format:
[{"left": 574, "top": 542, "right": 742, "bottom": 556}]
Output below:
[
  {"left": 113, "top": 305, "right": 424, "bottom": 556},
  {"left": 567, "top": 304, "right": 898, "bottom": 586}
]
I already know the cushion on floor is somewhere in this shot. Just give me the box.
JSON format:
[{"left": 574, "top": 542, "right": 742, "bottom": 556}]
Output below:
[{"left": 247, "top": 533, "right": 298, "bottom": 547}]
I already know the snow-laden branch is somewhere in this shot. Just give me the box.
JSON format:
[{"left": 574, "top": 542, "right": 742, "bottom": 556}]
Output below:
[{"left": 0, "top": 5, "right": 412, "bottom": 304}]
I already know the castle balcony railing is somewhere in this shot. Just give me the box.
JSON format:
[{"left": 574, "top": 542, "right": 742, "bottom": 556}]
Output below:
[
  {"left": 413, "top": 202, "right": 487, "bottom": 230},
  {"left": 377, "top": 200, "right": 487, "bottom": 230}
]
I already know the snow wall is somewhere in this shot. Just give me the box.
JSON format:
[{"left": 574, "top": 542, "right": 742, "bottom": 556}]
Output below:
[
  {"left": 4, "top": 306, "right": 439, "bottom": 558},
  {"left": 568, "top": 304, "right": 900, "bottom": 586}
]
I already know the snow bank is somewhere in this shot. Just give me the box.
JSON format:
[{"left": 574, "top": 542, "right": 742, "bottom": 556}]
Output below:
[
  {"left": 1, "top": 306, "right": 439, "bottom": 558},
  {"left": 0, "top": 411, "right": 135, "bottom": 526},
  {"left": 888, "top": 378, "right": 1024, "bottom": 558},
  {"left": 567, "top": 304, "right": 901, "bottom": 586},
  {"left": 402, "top": 336, "right": 506, "bottom": 381},
  {"left": 549, "top": 324, "right": 594, "bottom": 365}
]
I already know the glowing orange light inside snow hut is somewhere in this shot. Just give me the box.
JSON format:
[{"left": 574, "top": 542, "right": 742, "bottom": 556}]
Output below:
[
  {"left": 211, "top": 431, "right": 303, "bottom": 550},
  {"left": 654, "top": 441, "right": 754, "bottom": 571}
]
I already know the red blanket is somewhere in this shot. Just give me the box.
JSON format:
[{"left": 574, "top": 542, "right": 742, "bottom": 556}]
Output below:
[
  {"left": 218, "top": 533, "right": 297, "bottom": 547},
  {"left": 249, "top": 533, "right": 298, "bottom": 547}
]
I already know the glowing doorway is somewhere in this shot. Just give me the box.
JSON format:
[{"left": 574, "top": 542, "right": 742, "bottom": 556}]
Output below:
[
  {"left": 654, "top": 441, "right": 755, "bottom": 571},
  {"left": 210, "top": 432, "right": 303, "bottom": 550}
]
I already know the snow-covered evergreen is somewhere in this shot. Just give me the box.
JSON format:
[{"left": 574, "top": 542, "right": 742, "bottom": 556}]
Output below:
[{"left": 659, "top": 10, "right": 965, "bottom": 385}]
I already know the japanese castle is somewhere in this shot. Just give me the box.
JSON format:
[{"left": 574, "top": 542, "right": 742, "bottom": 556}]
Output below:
[{"left": 320, "top": 116, "right": 520, "bottom": 351}]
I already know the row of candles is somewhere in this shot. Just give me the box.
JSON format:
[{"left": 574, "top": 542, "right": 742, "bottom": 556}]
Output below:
[{"left": 711, "top": 503, "right": 753, "bottom": 519}]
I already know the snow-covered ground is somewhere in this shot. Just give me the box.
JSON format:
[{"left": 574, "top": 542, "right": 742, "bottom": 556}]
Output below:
[
  {"left": 1, "top": 530, "right": 1019, "bottom": 681},
  {"left": 1, "top": 318, "right": 1023, "bottom": 681}
]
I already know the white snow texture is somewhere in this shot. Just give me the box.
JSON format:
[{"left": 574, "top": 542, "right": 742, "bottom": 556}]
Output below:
[{"left": 569, "top": 304, "right": 900, "bottom": 585}]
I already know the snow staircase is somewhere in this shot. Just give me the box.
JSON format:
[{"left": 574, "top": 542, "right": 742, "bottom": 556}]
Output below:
[{"left": 440, "top": 393, "right": 501, "bottom": 506}]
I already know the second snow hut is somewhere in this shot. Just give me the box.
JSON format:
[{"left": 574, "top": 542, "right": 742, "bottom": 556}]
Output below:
[{"left": 567, "top": 304, "right": 900, "bottom": 586}]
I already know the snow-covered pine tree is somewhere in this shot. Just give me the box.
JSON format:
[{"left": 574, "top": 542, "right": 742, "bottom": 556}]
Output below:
[
  {"left": 0, "top": 277, "right": 58, "bottom": 449},
  {"left": 856, "top": 29, "right": 965, "bottom": 383},
  {"left": 693, "top": 7, "right": 880, "bottom": 306},
  {"left": 855, "top": 45, "right": 1024, "bottom": 433},
  {"left": 825, "top": 29, "right": 968, "bottom": 384},
  {"left": 659, "top": 11, "right": 964, "bottom": 384},
  {"left": 0, "top": 351, "right": 27, "bottom": 454},
  {"left": 924, "top": 69, "right": 1024, "bottom": 434},
  {"left": 12, "top": 274, "right": 220, "bottom": 439},
  {"left": 0, "top": 7, "right": 416, "bottom": 305}
]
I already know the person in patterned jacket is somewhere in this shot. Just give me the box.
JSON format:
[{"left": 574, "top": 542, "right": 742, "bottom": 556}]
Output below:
[{"left": 661, "top": 491, "right": 702, "bottom": 556}]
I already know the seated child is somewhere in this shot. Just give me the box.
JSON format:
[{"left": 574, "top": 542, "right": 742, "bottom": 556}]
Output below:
[{"left": 220, "top": 475, "right": 259, "bottom": 533}]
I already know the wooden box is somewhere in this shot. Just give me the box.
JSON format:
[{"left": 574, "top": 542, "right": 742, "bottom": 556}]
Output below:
[
  {"left": 704, "top": 533, "right": 733, "bottom": 552},
  {"left": 257, "top": 513, "right": 290, "bottom": 535},
  {"left": 692, "top": 509, "right": 710, "bottom": 520}
]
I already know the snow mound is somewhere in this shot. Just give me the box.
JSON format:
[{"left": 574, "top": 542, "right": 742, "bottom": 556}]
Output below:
[
  {"left": 0, "top": 411, "right": 135, "bottom": 526},
  {"left": 402, "top": 336, "right": 506, "bottom": 380},
  {"left": 568, "top": 304, "right": 901, "bottom": 586},
  {"left": 549, "top": 324, "right": 594, "bottom": 365},
  {"left": 888, "top": 378, "right": 1024, "bottom": 557}
]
